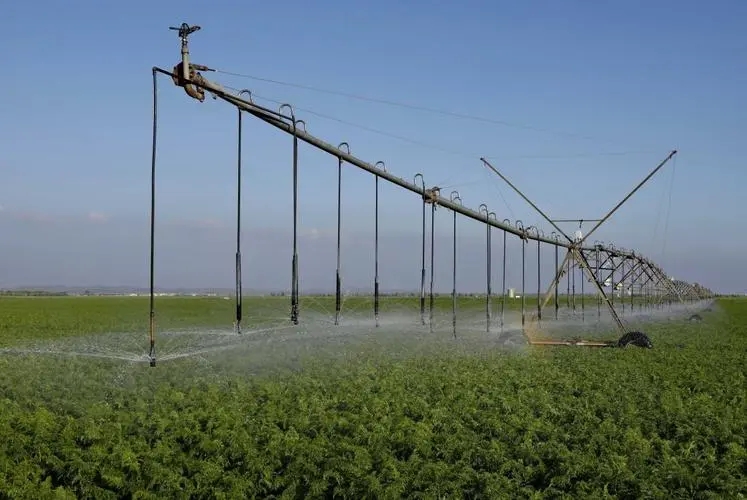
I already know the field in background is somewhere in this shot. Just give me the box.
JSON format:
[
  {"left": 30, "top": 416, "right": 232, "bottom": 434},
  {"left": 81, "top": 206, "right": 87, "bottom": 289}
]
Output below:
[
  {"left": 0, "top": 296, "right": 744, "bottom": 497},
  {"left": 0, "top": 294, "right": 691, "bottom": 348}
]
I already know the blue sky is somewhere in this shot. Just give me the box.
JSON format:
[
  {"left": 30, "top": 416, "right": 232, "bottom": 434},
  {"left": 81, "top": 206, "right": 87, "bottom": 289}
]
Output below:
[{"left": 2, "top": 0, "right": 745, "bottom": 293}]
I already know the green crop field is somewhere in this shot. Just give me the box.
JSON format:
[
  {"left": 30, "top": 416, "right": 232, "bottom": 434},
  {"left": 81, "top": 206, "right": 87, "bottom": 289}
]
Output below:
[
  {"left": 0, "top": 293, "right": 681, "bottom": 348},
  {"left": 0, "top": 296, "right": 744, "bottom": 498}
]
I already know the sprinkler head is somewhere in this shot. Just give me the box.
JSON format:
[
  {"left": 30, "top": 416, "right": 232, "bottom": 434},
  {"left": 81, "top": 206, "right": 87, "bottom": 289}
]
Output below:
[{"left": 149, "top": 357, "right": 157, "bottom": 367}]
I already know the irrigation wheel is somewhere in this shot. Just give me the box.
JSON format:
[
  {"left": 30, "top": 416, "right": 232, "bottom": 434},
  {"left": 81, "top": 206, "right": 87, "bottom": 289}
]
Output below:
[{"left": 617, "top": 331, "right": 653, "bottom": 349}]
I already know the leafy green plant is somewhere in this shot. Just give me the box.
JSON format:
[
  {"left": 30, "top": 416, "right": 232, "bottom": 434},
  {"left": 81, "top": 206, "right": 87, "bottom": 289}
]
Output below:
[{"left": 0, "top": 298, "right": 744, "bottom": 497}]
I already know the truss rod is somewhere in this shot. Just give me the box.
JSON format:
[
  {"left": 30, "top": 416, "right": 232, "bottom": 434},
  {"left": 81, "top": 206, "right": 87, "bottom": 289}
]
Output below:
[
  {"left": 616, "top": 259, "right": 643, "bottom": 286},
  {"left": 651, "top": 266, "right": 686, "bottom": 304},
  {"left": 573, "top": 248, "right": 626, "bottom": 333},
  {"left": 480, "top": 158, "right": 573, "bottom": 243},
  {"left": 630, "top": 265, "right": 649, "bottom": 286},
  {"left": 598, "top": 258, "right": 627, "bottom": 287},
  {"left": 580, "top": 149, "right": 677, "bottom": 245}
]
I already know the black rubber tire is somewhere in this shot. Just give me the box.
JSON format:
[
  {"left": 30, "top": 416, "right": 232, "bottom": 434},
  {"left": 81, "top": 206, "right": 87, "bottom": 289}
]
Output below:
[{"left": 617, "top": 331, "right": 653, "bottom": 349}]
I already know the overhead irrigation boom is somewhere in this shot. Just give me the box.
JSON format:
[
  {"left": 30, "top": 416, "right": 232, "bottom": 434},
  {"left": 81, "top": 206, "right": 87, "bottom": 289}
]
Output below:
[{"left": 145, "top": 23, "right": 713, "bottom": 365}]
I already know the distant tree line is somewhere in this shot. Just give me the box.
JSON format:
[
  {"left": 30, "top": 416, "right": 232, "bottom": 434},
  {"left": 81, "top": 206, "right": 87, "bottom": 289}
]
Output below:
[{"left": 0, "top": 290, "right": 70, "bottom": 296}]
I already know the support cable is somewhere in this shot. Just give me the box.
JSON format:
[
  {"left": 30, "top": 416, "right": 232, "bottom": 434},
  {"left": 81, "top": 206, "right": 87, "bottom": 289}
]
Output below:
[
  {"left": 214, "top": 68, "right": 663, "bottom": 148},
  {"left": 235, "top": 87, "right": 662, "bottom": 165}
]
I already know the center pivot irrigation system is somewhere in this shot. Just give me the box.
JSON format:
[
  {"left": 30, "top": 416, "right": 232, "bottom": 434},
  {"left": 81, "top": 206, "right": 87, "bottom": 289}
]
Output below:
[{"left": 145, "top": 23, "right": 713, "bottom": 366}]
